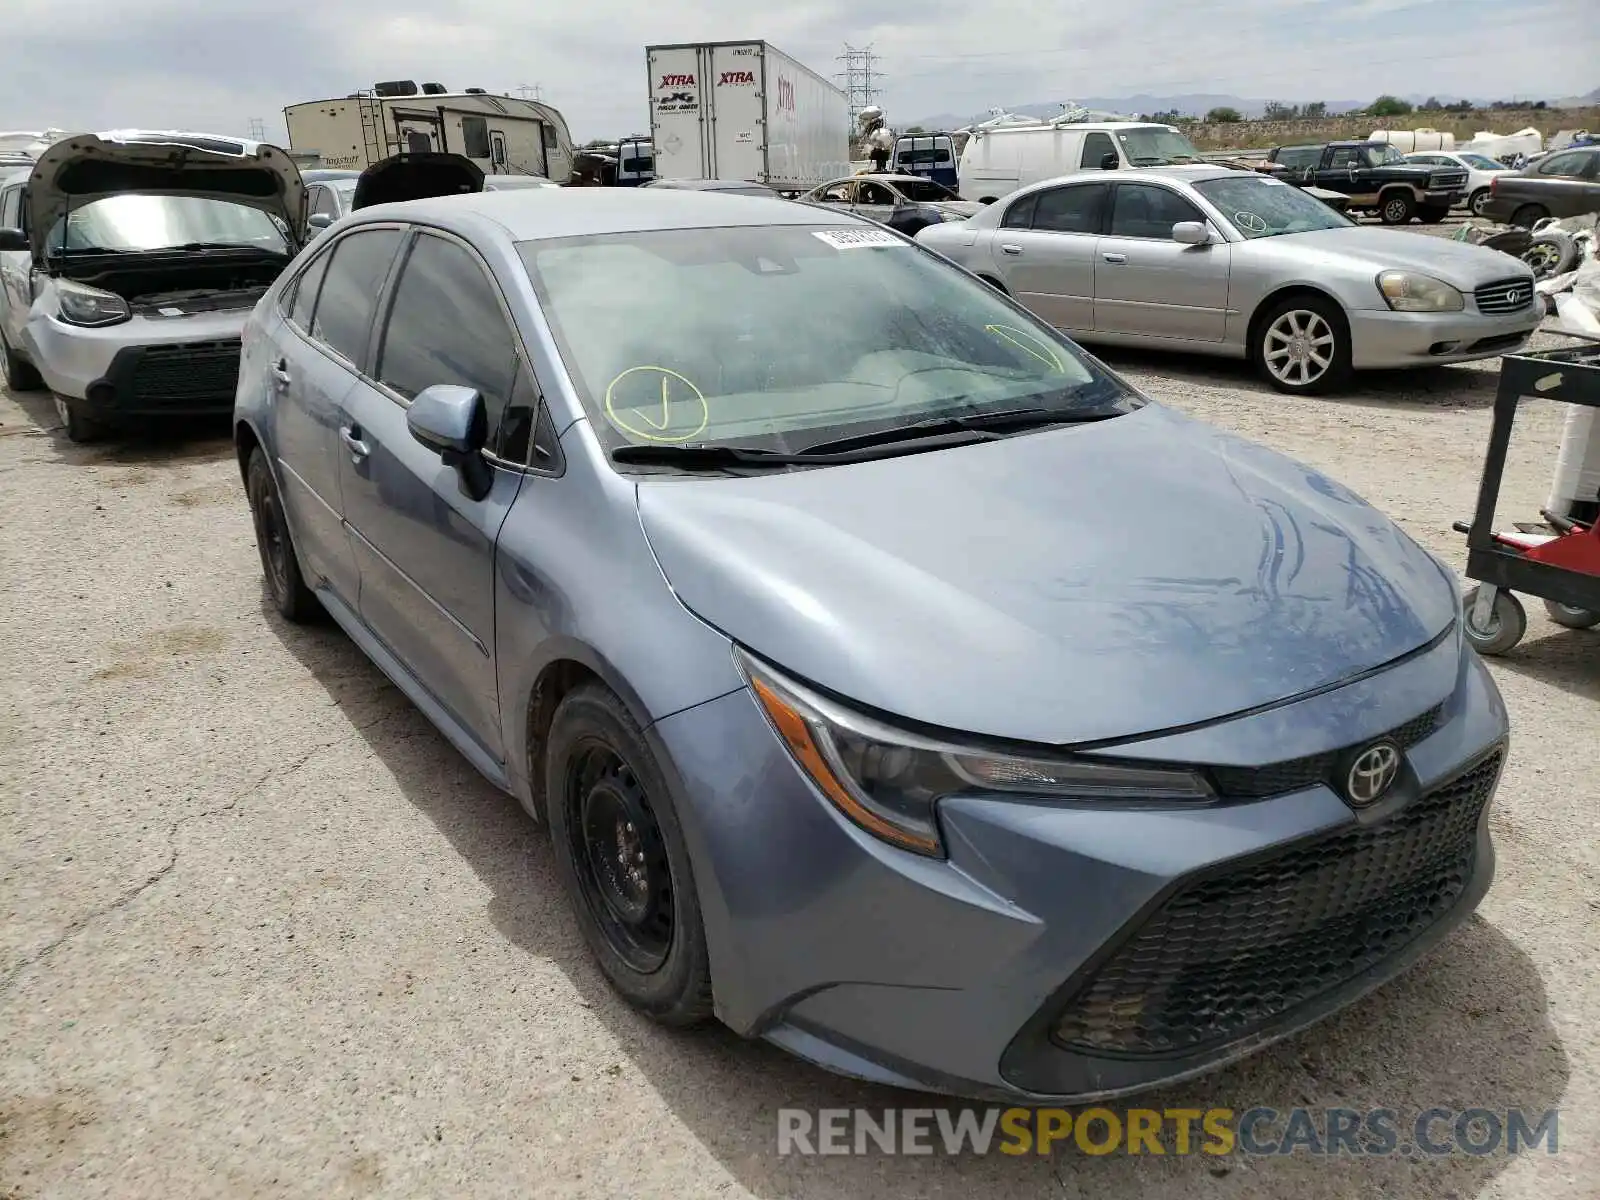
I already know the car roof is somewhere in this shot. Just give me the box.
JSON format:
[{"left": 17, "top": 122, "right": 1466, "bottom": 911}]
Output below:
[
  {"left": 648, "top": 178, "right": 769, "bottom": 190},
  {"left": 302, "top": 168, "right": 361, "bottom": 181},
  {"left": 353, "top": 187, "right": 864, "bottom": 240}
]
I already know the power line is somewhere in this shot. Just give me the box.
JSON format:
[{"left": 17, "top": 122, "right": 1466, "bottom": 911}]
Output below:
[
  {"left": 835, "top": 44, "right": 884, "bottom": 124},
  {"left": 515, "top": 83, "right": 543, "bottom": 102}
]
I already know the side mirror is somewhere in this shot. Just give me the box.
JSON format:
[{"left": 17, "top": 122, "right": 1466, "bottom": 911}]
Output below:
[
  {"left": 0, "top": 228, "right": 26, "bottom": 252},
  {"left": 1172, "top": 221, "right": 1211, "bottom": 245},
  {"left": 407, "top": 383, "right": 492, "bottom": 500},
  {"left": 1099, "top": 153, "right": 1119, "bottom": 171},
  {"left": 307, "top": 213, "right": 334, "bottom": 231}
]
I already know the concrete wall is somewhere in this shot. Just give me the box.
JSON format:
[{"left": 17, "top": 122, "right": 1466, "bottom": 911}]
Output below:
[{"left": 1187, "top": 107, "right": 1600, "bottom": 150}]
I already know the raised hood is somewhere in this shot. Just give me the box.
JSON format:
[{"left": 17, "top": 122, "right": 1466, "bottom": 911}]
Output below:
[
  {"left": 352, "top": 152, "right": 483, "bottom": 210},
  {"left": 26, "top": 130, "right": 306, "bottom": 260},
  {"left": 637, "top": 405, "right": 1457, "bottom": 747}
]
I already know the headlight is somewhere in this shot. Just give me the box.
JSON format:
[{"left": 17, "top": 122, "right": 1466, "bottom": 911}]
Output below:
[
  {"left": 737, "top": 649, "right": 1213, "bottom": 858},
  {"left": 56, "top": 279, "right": 131, "bottom": 327},
  {"left": 1376, "top": 271, "right": 1464, "bottom": 313}
]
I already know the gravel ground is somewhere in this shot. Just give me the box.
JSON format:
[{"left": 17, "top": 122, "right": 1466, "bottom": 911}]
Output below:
[{"left": 2, "top": 326, "right": 1598, "bottom": 1198}]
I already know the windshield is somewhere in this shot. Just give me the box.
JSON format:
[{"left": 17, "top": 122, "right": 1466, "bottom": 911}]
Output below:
[
  {"left": 1193, "top": 175, "right": 1354, "bottom": 239},
  {"left": 332, "top": 180, "right": 358, "bottom": 203},
  {"left": 1459, "top": 153, "right": 1503, "bottom": 171},
  {"left": 517, "top": 225, "right": 1138, "bottom": 459},
  {"left": 1118, "top": 126, "right": 1204, "bottom": 166},
  {"left": 895, "top": 179, "right": 958, "bottom": 201},
  {"left": 46, "top": 194, "right": 289, "bottom": 255}
]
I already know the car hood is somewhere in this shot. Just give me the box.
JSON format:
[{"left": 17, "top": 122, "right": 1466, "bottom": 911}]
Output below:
[
  {"left": 1260, "top": 227, "right": 1533, "bottom": 288},
  {"left": 636, "top": 404, "right": 1456, "bottom": 746},
  {"left": 352, "top": 152, "right": 484, "bottom": 210},
  {"left": 26, "top": 130, "right": 306, "bottom": 260}
]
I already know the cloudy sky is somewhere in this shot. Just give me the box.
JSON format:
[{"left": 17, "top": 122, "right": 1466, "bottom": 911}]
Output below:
[{"left": 2, "top": 0, "right": 1591, "bottom": 144}]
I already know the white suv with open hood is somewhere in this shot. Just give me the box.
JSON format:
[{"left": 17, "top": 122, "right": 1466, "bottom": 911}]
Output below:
[{"left": 0, "top": 130, "right": 306, "bottom": 441}]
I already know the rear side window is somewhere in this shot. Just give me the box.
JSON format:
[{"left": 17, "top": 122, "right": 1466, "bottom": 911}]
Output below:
[
  {"left": 0, "top": 186, "right": 19, "bottom": 228},
  {"left": 1327, "top": 146, "right": 1362, "bottom": 169},
  {"left": 1000, "top": 193, "right": 1037, "bottom": 229},
  {"left": 1274, "top": 147, "right": 1321, "bottom": 170},
  {"left": 312, "top": 228, "right": 404, "bottom": 366},
  {"left": 1109, "top": 184, "right": 1204, "bottom": 239},
  {"left": 376, "top": 233, "right": 520, "bottom": 454},
  {"left": 286, "top": 249, "right": 332, "bottom": 329},
  {"left": 461, "top": 116, "right": 492, "bottom": 159},
  {"left": 1079, "top": 132, "right": 1117, "bottom": 170},
  {"left": 1032, "top": 183, "right": 1107, "bottom": 234}
]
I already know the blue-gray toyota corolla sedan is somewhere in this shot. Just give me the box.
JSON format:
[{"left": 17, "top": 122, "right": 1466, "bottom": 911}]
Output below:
[{"left": 235, "top": 168, "right": 1509, "bottom": 1103}]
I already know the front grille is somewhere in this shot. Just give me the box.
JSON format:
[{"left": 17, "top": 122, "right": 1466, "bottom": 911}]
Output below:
[
  {"left": 1208, "top": 704, "right": 1442, "bottom": 799},
  {"left": 1475, "top": 277, "right": 1537, "bottom": 315},
  {"left": 124, "top": 339, "right": 242, "bottom": 407},
  {"left": 1428, "top": 170, "right": 1467, "bottom": 191},
  {"left": 1050, "top": 750, "right": 1501, "bottom": 1057}
]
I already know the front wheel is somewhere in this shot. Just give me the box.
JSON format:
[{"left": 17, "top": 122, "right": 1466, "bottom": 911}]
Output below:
[
  {"left": 1, "top": 332, "right": 43, "bottom": 392},
  {"left": 1543, "top": 600, "right": 1600, "bottom": 630},
  {"left": 1379, "top": 192, "right": 1416, "bottom": 225},
  {"left": 546, "top": 683, "right": 713, "bottom": 1026},
  {"left": 53, "top": 394, "right": 107, "bottom": 443},
  {"left": 1254, "top": 295, "right": 1353, "bottom": 395},
  {"left": 1463, "top": 585, "right": 1526, "bottom": 655}
]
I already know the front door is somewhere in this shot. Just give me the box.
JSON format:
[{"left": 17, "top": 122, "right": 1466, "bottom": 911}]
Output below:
[
  {"left": 989, "top": 180, "right": 1107, "bottom": 332},
  {"left": 338, "top": 229, "right": 527, "bottom": 761},
  {"left": 1093, "top": 181, "right": 1230, "bottom": 342}
]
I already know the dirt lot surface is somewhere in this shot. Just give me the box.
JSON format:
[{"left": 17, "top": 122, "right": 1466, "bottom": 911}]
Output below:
[{"left": 2, "top": 331, "right": 1598, "bottom": 1197}]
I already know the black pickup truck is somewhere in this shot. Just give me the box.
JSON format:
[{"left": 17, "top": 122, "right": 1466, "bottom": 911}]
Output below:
[{"left": 1264, "top": 141, "right": 1467, "bottom": 225}]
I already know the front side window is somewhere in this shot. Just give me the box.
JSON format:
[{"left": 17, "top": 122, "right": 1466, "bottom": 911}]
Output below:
[
  {"left": 44, "top": 196, "right": 289, "bottom": 256},
  {"left": 1109, "top": 184, "right": 1204, "bottom": 239},
  {"left": 1193, "top": 175, "right": 1353, "bottom": 239},
  {"left": 311, "top": 228, "right": 404, "bottom": 365},
  {"left": 518, "top": 225, "right": 1139, "bottom": 459},
  {"left": 0, "top": 185, "right": 19, "bottom": 228},
  {"left": 1079, "top": 132, "right": 1117, "bottom": 170},
  {"left": 1537, "top": 151, "right": 1589, "bottom": 177},
  {"left": 1459, "top": 154, "right": 1503, "bottom": 171},
  {"left": 376, "top": 233, "right": 519, "bottom": 452},
  {"left": 310, "top": 187, "right": 338, "bottom": 218},
  {"left": 1032, "top": 183, "right": 1107, "bottom": 234}
]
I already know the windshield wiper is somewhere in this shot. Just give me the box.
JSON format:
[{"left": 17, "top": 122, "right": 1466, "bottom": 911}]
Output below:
[
  {"left": 611, "top": 428, "right": 1000, "bottom": 470},
  {"left": 169, "top": 242, "right": 274, "bottom": 252},
  {"left": 799, "top": 405, "right": 1114, "bottom": 455}
]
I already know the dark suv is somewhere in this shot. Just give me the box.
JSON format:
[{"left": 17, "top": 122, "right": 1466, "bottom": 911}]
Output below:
[{"left": 1266, "top": 141, "right": 1467, "bottom": 225}]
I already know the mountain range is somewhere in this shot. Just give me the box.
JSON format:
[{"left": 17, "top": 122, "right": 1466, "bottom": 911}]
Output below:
[{"left": 910, "top": 87, "right": 1600, "bottom": 130}]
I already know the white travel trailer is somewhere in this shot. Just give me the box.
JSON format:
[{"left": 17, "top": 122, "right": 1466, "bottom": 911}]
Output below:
[{"left": 283, "top": 82, "right": 575, "bottom": 182}]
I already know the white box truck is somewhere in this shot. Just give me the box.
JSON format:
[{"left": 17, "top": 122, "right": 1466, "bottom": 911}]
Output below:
[
  {"left": 284, "top": 82, "right": 576, "bottom": 182},
  {"left": 645, "top": 41, "right": 850, "bottom": 192}
]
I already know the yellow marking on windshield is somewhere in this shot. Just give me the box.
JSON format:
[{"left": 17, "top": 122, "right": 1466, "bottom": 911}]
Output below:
[
  {"left": 604, "top": 366, "right": 710, "bottom": 443},
  {"left": 984, "top": 324, "right": 1065, "bottom": 373}
]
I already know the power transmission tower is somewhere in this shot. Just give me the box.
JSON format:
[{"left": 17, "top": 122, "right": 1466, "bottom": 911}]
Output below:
[
  {"left": 247, "top": 117, "right": 266, "bottom": 141},
  {"left": 835, "top": 44, "right": 884, "bottom": 125},
  {"left": 515, "top": 84, "right": 543, "bottom": 102}
]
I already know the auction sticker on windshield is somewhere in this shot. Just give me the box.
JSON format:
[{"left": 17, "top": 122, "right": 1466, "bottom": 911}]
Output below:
[{"left": 813, "top": 228, "right": 906, "bottom": 249}]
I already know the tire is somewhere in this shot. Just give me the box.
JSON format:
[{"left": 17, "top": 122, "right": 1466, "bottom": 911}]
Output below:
[
  {"left": 1510, "top": 203, "right": 1549, "bottom": 229},
  {"left": 1253, "top": 294, "right": 1353, "bottom": 395},
  {"left": 1468, "top": 188, "right": 1492, "bottom": 218},
  {"left": 1, "top": 330, "right": 44, "bottom": 392},
  {"left": 53, "top": 394, "right": 107, "bottom": 443},
  {"left": 1543, "top": 600, "right": 1600, "bottom": 630},
  {"left": 546, "top": 682, "right": 713, "bottom": 1026},
  {"left": 1379, "top": 191, "right": 1416, "bottom": 225},
  {"left": 1522, "top": 231, "right": 1579, "bottom": 280},
  {"left": 1418, "top": 205, "right": 1449, "bottom": 224},
  {"left": 1463, "top": 586, "right": 1526, "bottom": 655},
  {"left": 245, "top": 447, "right": 319, "bottom": 622}
]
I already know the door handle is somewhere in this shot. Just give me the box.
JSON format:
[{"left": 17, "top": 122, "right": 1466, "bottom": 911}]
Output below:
[
  {"left": 340, "top": 425, "right": 370, "bottom": 461},
  {"left": 1000, "top": 243, "right": 1022, "bottom": 255},
  {"left": 269, "top": 359, "right": 291, "bottom": 389},
  {"left": 1102, "top": 252, "right": 1128, "bottom": 264}
]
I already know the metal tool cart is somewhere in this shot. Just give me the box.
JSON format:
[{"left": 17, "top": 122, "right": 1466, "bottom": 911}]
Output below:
[{"left": 1453, "top": 343, "right": 1600, "bottom": 655}]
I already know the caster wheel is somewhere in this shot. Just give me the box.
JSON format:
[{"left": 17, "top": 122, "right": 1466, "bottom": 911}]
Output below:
[
  {"left": 1463, "top": 586, "right": 1526, "bottom": 655},
  {"left": 1543, "top": 600, "right": 1600, "bottom": 630}
]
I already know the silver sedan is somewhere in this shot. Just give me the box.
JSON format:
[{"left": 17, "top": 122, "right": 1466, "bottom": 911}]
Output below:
[{"left": 916, "top": 166, "right": 1542, "bottom": 394}]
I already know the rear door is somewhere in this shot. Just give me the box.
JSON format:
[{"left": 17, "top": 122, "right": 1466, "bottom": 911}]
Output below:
[
  {"left": 649, "top": 46, "right": 709, "bottom": 179},
  {"left": 337, "top": 228, "right": 529, "bottom": 761},
  {"left": 989, "top": 181, "right": 1107, "bottom": 332},
  {"left": 0, "top": 181, "right": 28, "bottom": 349},
  {"left": 263, "top": 228, "right": 404, "bottom": 606},
  {"left": 710, "top": 43, "right": 766, "bottom": 180},
  {"left": 1093, "top": 181, "right": 1229, "bottom": 342}
]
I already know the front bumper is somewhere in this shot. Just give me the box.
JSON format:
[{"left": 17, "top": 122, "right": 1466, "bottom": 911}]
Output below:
[
  {"left": 1347, "top": 305, "right": 1541, "bottom": 369},
  {"left": 1423, "top": 188, "right": 1463, "bottom": 209},
  {"left": 653, "top": 631, "right": 1508, "bottom": 1103},
  {"left": 26, "top": 308, "right": 248, "bottom": 414}
]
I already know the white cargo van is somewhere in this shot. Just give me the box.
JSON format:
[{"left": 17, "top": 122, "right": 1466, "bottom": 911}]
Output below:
[
  {"left": 957, "top": 119, "right": 1205, "bottom": 203},
  {"left": 284, "top": 82, "right": 575, "bottom": 183},
  {"left": 645, "top": 41, "right": 850, "bottom": 192}
]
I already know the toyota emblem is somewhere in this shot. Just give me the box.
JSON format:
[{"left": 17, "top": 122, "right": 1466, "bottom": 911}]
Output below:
[{"left": 1345, "top": 742, "right": 1401, "bottom": 807}]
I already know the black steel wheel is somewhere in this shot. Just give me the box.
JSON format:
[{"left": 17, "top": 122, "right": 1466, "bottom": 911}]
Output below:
[
  {"left": 546, "top": 683, "right": 712, "bottom": 1024},
  {"left": 246, "top": 447, "right": 319, "bottom": 622}
]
